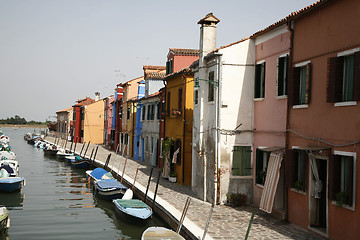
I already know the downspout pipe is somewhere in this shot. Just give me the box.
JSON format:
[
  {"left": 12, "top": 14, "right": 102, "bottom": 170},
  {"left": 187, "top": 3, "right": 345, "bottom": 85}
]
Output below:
[{"left": 216, "top": 53, "right": 223, "bottom": 205}]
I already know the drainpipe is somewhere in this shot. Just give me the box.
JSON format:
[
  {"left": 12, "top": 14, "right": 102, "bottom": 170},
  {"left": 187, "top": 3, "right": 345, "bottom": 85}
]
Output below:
[
  {"left": 182, "top": 74, "right": 186, "bottom": 185},
  {"left": 285, "top": 19, "right": 294, "bottom": 221},
  {"left": 215, "top": 53, "right": 223, "bottom": 204}
]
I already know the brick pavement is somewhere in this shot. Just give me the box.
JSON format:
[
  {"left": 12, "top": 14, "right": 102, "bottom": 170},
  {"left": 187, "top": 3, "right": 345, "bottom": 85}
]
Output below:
[{"left": 49, "top": 137, "right": 322, "bottom": 240}]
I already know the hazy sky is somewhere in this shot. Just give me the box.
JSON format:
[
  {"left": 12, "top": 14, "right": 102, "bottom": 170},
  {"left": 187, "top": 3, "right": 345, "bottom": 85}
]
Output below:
[{"left": 0, "top": 0, "right": 317, "bottom": 122}]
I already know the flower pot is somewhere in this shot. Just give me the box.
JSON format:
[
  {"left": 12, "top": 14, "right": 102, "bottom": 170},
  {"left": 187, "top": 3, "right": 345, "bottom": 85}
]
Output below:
[{"left": 169, "top": 176, "right": 177, "bottom": 183}]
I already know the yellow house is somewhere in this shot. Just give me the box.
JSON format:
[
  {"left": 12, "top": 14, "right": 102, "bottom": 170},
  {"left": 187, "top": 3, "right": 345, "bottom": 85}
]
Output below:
[
  {"left": 164, "top": 67, "right": 193, "bottom": 186},
  {"left": 83, "top": 98, "right": 105, "bottom": 144}
]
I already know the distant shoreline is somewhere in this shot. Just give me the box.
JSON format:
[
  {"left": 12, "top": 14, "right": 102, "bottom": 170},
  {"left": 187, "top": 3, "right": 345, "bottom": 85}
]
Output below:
[{"left": 0, "top": 124, "right": 47, "bottom": 128}]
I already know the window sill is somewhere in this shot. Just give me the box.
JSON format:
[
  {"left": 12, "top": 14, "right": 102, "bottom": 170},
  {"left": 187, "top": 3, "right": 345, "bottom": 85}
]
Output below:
[
  {"left": 254, "top": 98, "right": 264, "bottom": 102},
  {"left": 334, "top": 101, "right": 357, "bottom": 107},
  {"left": 276, "top": 95, "right": 287, "bottom": 100},
  {"left": 293, "top": 104, "right": 308, "bottom": 109},
  {"left": 230, "top": 175, "right": 253, "bottom": 180},
  {"left": 256, "top": 184, "right": 264, "bottom": 188},
  {"left": 331, "top": 200, "right": 355, "bottom": 211},
  {"left": 290, "top": 188, "right": 306, "bottom": 195}
]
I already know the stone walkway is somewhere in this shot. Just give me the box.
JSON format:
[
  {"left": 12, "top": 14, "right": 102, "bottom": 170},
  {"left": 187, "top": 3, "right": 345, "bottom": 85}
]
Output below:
[{"left": 48, "top": 137, "right": 321, "bottom": 240}]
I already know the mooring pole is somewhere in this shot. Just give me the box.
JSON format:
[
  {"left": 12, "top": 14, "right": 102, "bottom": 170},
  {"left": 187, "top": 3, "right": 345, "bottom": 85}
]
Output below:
[
  {"left": 69, "top": 139, "right": 73, "bottom": 153},
  {"left": 73, "top": 137, "right": 78, "bottom": 154},
  {"left": 244, "top": 211, "right": 256, "bottom": 240},
  {"left": 92, "top": 145, "right": 99, "bottom": 164},
  {"left": 104, "top": 154, "right": 111, "bottom": 170},
  {"left": 152, "top": 170, "right": 161, "bottom": 210},
  {"left": 132, "top": 165, "right": 139, "bottom": 191},
  {"left": 83, "top": 142, "right": 90, "bottom": 158},
  {"left": 120, "top": 157, "right": 128, "bottom": 183},
  {"left": 79, "top": 142, "right": 85, "bottom": 157},
  {"left": 177, "top": 197, "right": 191, "bottom": 234},
  {"left": 144, "top": 167, "right": 154, "bottom": 202},
  {"left": 89, "top": 149, "right": 94, "bottom": 161},
  {"left": 202, "top": 202, "right": 215, "bottom": 240}
]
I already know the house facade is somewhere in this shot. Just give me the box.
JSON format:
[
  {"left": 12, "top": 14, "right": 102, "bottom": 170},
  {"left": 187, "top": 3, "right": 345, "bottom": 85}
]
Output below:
[
  {"left": 114, "top": 84, "right": 124, "bottom": 153},
  {"left": 285, "top": 0, "right": 360, "bottom": 239},
  {"left": 83, "top": 94, "right": 105, "bottom": 144},
  {"left": 252, "top": 24, "right": 291, "bottom": 217},
  {"left": 164, "top": 68, "right": 194, "bottom": 186},
  {"left": 56, "top": 107, "right": 73, "bottom": 139},
  {"left": 72, "top": 97, "right": 95, "bottom": 143},
  {"left": 191, "top": 13, "right": 255, "bottom": 204},
  {"left": 120, "top": 76, "right": 144, "bottom": 157},
  {"left": 139, "top": 92, "right": 161, "bottom": 165}
]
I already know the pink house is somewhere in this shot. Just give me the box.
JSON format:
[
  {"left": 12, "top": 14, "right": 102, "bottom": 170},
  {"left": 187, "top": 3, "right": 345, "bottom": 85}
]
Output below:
[
  {"left": 104, "top": 95, "right": 115, "bottom": 149},
  {"left": 252, "top": 23, "right": 291, "bottom": 218}
]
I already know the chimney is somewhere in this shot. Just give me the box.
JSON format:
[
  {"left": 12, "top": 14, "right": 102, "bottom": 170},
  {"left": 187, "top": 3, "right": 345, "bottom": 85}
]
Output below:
[
  {"left": 95, "top": 92, "right": 100, "bottom": 101},
  {"left": 198, "top": 13, "right": 220, "bottom": 69}
]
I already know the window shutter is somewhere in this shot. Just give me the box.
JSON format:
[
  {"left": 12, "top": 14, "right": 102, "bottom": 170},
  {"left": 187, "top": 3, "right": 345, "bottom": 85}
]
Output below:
[
  {"left": 291, "top": 150, "right": 298, "bottom": 187},
  {"left": 335, "top": 57, "right": 345, "bottom": 102},
  {"left": 233, "top": 146, "right": 242, "bottom": 176},
  {"left": 292, "top": 67, "right": 300, "bottom": 105},
  {"left": 329, "top": 154, "right": 342, "bottom": 200},
  {"left": 285, "top": 148, "right": 294, "bottom": 189},
  {"left": 305, "top": 63, "right": 312, "bottom": 104},
  {"left": 288, "top": 67, "right": 294, "bottom": 106},
  {"left": 353, "top": 51, "right": 360, "bottom": 101},
  {"left": 303, "top": 152, "right": 308, "bottom": 192},
  {"left": 327, "top": 57, "right": 337, "bottom": 102},
  {"left": 348, "top": 157, "right": 354, "bottom": 206},
  {"left": 254, "top": 64, "right": 261, "bottom": 98}
]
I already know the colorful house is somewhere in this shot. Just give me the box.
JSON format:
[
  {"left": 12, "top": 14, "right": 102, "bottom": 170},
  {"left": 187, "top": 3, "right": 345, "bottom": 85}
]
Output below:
[
  {"left": 285, "top": 0, "right": 360, "bottom": 239},
  {"left": 104, "top": 95, "right": 115, "bottom": 149},
  {"left": 114, "top": 84, "right": 124, "bottom": 152},
  {"left": 83, "top": 93, "right": 105, "bottom": 144},
  {"left": 164, "top": 67, "right": 194, "bottom": 186},
  {"left": 56, "top": 106, "right": 73, "bottom": 140},
  {"left": 120, "top": 76, "right": 144, "bottom": 157},
  {"left": 72, "top": 96, "right": 95, "bottom": 143},
  {"left": 251, "top": 19, "right": 291, "bottom": 218}
]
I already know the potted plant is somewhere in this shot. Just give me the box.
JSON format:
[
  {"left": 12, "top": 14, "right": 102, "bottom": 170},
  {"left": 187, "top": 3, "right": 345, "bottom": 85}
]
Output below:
[
  {"left": 294, "top": 181, "right": 304, "bottom": 191},
  {"left": 168, "top": 171, "right": 177, "bottom": 183},
  {"left": 335, "top": 191, "right": 350, "bottom": 207}
]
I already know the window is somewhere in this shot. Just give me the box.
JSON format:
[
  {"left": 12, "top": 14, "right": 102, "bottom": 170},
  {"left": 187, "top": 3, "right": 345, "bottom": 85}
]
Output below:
[
  {"left": 111, "top": 130, "right": 115, "bottom": 141},
  {"left": 142, "top": 105, "right": 146, "bottom": 121},
  {"left": 292, "top": 62, "right": 312, "bottom": 105},
  {"left": 125, "top": 134, "right": 128, "bottom": 145},
  {"left": 127, "top": 107, "right": 131, "bottom": 120},
  {"left": 167, "top": 92, "right": 171, "bottom": 113},
  {"left": 328, "top": 51, "right": 360, "bottom": 103},
  {"left": 174, "top": 139, "right": 181, "bottom": 165},
  {"left": 255, "top": 149, "right": 271, "bottom": 184},
  {"left": 208, "top": 71, "right": 215, "bottom": 102},
  {"left": 178, "top": 88, "right": 183, "bottom": 109},
  {"left": 119, "top": 106, "right": 123, "bottom": 119},
  {"left": 277, "top": 55, "right": 289, "bottom": 96},
  {"left": 232, "top": 146, "right": 252, "bottom": 176},
  {"left": 80, "top": 130, "right": 84, "bottom": 138},
  {"left": 81, "top": 111, "right": 85, "bottom": 120},
  {"left": 166, "top": 59, "right": 173, "bottom": 75},
  {"left": 331, "top": 152, "right": 355, "bottom": 207},
  {"left": 147, "top": 104, "right": 151, "bottom": 120},
  {"left": 194, "top": 90, "right": 198, "bottom": 105},
  {"left": 151, "top": 105, "right": 155, "bottom": 120},
  {"left": 157, "top": 102, "right": 161, "bottom": 119},
  {"left": 292, "top": 150, "right": 307, "bottom": 191},
  {"left": 254, "top": 62, "right": 266, "bottom": 98}
]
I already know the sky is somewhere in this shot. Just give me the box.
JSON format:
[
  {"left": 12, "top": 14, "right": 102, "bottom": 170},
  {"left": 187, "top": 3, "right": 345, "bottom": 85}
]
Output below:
[{"left": 0, "top": 0, "right": 318, "bottom": 122}]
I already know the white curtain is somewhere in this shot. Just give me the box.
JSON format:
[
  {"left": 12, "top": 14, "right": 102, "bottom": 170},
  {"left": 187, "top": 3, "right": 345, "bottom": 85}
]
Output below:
[{"left": 309, "top": 153, "right": 322, "bottom": 199}]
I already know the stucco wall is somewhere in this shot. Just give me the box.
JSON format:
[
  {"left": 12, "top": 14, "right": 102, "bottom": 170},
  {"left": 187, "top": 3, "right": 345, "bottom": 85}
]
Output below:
[{"left": 83, "top": 100, "right": 104, "bottom": 144}]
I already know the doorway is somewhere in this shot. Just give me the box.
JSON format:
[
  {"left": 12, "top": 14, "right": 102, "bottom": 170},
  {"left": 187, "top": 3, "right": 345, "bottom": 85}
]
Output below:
[{"left": 309, "top": 154, "right": 328, "bottom": 235}]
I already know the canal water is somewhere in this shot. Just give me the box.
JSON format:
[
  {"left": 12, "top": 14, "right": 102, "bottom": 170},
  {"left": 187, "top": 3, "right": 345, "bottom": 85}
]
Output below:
[{"left": 0, "top": 128, "right": 168, "bottom": 240}]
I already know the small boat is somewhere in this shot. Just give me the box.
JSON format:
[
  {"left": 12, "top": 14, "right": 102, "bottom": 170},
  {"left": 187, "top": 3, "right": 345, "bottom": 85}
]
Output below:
[
  {"left": 56, "top": 148, "right": 72, "bottom": 159},
  {"left": 71, "top": 155, "right": 91, "bottom": 169},
  {"left": 43, "top": 144, "right": 58, "bottom": 156},
  {"left": 0, "top": 150, "right": 16, "bottom": 161},
  {"left": 141, "top": 227, "right": 185, "bottom": 240},
  {"left": 113, "top": 199, "right": 152, "bottom": 224},
  {"left": 0, "top": 176, "right": 25, "bottom": 193},
  {"left": 0, "top": 160, "right": 19, "bottom": 177},
  {"left": 86, "top": 168, "right": 113, "bottom": 184},
  {"left": 94, "top": 179, "right": 127, "bottom": 200},
  {"left": 0, "top": 206, "right": 10, "bottom": 233}
]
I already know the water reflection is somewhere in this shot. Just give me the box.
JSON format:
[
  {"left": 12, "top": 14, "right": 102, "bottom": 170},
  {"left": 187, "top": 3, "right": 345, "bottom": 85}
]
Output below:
[{"left": 0, "top": 192, "right": 24, "bottom": 210}]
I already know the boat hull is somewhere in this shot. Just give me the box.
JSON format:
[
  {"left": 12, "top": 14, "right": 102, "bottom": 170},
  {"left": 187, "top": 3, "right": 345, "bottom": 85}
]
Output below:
[
  {"left": 0, "top": 177, "right": 24, "bottom": 193},
  {"left": 142, "top": 227, "right": 185, "bottom": 240},
  {"left": 113, "top": 199, "right": 152, "bottom": 224},
  {"left": 71, "top": 159, "right": 91, "bottom": 169}
]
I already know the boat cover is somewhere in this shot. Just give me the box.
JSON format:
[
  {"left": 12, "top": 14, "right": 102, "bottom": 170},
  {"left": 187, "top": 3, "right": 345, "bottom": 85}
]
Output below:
[
  {"left": 96, "top": 179, "right": 127, "bottom": 190},
  {"left": 90, "top": 168, "right": 108, "bottom": 180},
  {"left": 0, "top": 177, "right": 24, "bottom": 184},
  {"left": 114, "top": 199, "right": 149, "bottom": 208}
]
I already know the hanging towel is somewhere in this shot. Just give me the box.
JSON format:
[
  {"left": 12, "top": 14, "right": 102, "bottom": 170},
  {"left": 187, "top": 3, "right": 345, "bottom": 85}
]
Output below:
[
  {"left": 172, "top": 148, "right": 180, "bottom": 164},
  {"left": 309, "top": 153, "right": 322, "bottom": 199}
]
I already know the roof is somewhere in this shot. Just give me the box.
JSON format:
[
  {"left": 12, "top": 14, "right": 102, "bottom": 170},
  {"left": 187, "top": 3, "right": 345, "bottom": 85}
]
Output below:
[
  {"left": 197, "top": 13, "right": 220, "bottom": 25},
  {"left": 56, "top": 106, "right": 73, "bottom": 114},
  {"left": 164, "top": 67, "right": 193, "bottom": 80},
  {"left": 138, "top": 91, "right": 160, "bottom": 102},
  {"left": 143, "top": 65, "right": 166, "bottom": 71},
  {"left": 169, "top": 48, "right": 200, "bottom": 56},
  {"left": 73, "top": 97, "right": 95, "bottom": 107},
  {"left": 146, "top": 72, "right": 166, "bottom": 80},
  {"left": 118, "top": 76, "right": 144, "bottom": 87}
]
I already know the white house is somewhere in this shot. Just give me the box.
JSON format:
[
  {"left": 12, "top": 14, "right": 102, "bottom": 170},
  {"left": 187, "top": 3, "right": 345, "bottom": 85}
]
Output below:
[{"left": 191, "top": 13, "right": 255, "bottom": 204}]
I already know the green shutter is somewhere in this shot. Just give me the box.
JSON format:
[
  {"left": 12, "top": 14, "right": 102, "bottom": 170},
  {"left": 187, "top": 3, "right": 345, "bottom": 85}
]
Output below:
[
  {"left": 232, "top": 146, "right": 242, "bottom": 176},
  {"left": 254, "top": 64, "right": 261, "bottom": 98}
]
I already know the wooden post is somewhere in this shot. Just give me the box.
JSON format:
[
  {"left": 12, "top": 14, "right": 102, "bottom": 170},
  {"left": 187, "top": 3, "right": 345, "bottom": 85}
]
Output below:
[
  {"left": 244, "top": 211, "right": 256, "bottom": 240},
  {"left": 132, "top": 165, "right": 139, "bottom": 191},
  {"left": 177, "top": 197, "right": 191, "bottom": 234},
  {"left": 92, "top": 145, "right": 99, "bottom": 164},
  {"left": 152, "top": 170, "right": 161, "bottom": 210},
  {"left": 104, "top": 154, "right": 111, "bottom": 171},
  {"left": 120, "top": 157, "right": 128, "bottom": 183},
  {"left": 202, "top": 202, "right": 215, "bottom": 240},
  {"left": 79, "top": 143, "right": 85, "bottom": 157},
  {"left": 83, "top": 141, "right": 90, "bottom": 158},
  {"left": 144, "top": 167, "right": 154, "bottom": 202}
]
